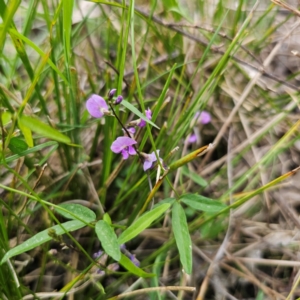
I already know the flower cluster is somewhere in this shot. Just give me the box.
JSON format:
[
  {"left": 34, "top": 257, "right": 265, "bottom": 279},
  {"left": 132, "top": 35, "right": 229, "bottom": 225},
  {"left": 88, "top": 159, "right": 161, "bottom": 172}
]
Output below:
[{"left": 86, "top": 90, "right": 162, "bottom": 172}]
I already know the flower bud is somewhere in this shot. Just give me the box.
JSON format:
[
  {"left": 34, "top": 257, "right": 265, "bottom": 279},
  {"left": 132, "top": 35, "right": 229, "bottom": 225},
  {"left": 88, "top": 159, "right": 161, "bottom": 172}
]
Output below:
[
  {"left": 114, "top": 95, "right": 123, "bottom": 105},
  {"left": 108, "top": 88, "right": 117, "bottom": 99}
]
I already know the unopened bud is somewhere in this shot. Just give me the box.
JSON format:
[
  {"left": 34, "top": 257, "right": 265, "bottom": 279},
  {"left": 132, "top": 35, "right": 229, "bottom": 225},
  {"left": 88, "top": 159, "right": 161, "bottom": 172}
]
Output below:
[
  {"left": 114, "top": 95, "right": 123, "bottom": 105},
  {"left": 108, "top": 88, "right": 117, "bottom": 99}
]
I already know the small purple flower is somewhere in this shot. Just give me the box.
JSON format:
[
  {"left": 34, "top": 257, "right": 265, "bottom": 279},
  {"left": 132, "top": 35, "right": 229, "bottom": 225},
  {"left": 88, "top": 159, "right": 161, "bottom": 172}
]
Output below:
[
  {"left": 143, "top": 150, "right": 161, "bottom": 171},
  {"left": 129, "top": 254, "right": 140, "bottom": 267},
  {"left": 188, "top": 133, "right": 197, "bottom": 144},
  {"left": 86, "top": 94, "right": 109, "bottom": 118},
  {"left": 108, "top": 88, "right": 117, "bottom": 99},
  {"left": 97, "top": 269, "right": 105, "bottom": 275},
  {"left": 111, "top": 137, "right": 137, "bottom": 160},
  {"left": 138, "top": 108, "right": 152, "bottom": 128},
  {"left": 114, "top": 95, "right": 123, "bottom": 105},
  {"left": 120, "top": 244, "right": 126, "bottom": 251},
  {"left": 93, "top": 250, "right": 103, "bottom": 259},
  {"left": 122, "top": 127, "right": 136, "bottom": 138},
  {"left": 127, "top": 127, "right": 136, "bottom": 135},
  {"left": 187, "top": 111, "right": 211, "bottom": 145},
  {"left": 195, "top": 111, "right": 211, "bottom": 125}
]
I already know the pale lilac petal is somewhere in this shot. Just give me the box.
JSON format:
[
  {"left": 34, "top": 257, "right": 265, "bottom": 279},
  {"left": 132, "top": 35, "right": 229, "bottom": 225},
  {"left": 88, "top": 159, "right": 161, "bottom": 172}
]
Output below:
[
  {"left": 188, "top": 133, "right": 197, "bottom": 144},
  {"left": 145, "top": 108, "right": 152, "bottom": 120},
  {"left": 128, "top": 127, "right": 136, "bottom": 134},
  {"left": 127, "top": 127, "right": 135, "bottom": 135},
  {"left": 86, "top": 94, "right": 108, "bottom": 118},
  {"left": 128, "top": 145, "right": 136, "bottom": 155},
  {"left": 122, "top": 127, "right": 136, "bottom": 138},
  {"left": 194, "top": 111, "right": 200, "bottom": 119},
  {"left": 143, "top": 150, "right": 161, "bottom": 171},
  {"left": 143, "top": 160, "right": 152, "bottom": 171},
  {"left": 111, "top": 138, "right": 125, "bottom": 153},
  {"left": 150, "top": 150, "right": 159, "bottom": 160},
  {"left": 121, "top": 150, "right": 129, "bottom": 160},
  {"left": 200, "top": 111, "right": 211, "bottom": 124},
  {"left": 111, "top": 137, "right": 137, "bottom": 153}
]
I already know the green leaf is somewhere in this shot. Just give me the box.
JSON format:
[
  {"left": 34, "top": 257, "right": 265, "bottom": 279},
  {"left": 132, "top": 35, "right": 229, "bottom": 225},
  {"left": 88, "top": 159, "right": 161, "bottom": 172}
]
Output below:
[
  {"left": 172, "top": 202, "right": 192, "bottom": 274},
  {"left": 180, "top": 194, "right": 227, "bottom": 212},
  {"left": 8, "top": 137, "right": 28, "bottom": 154},
  {"left": 121, "top": 100, "right": 160, "bottom": 129},
  {"left": 119, "top": 253, "right": 155, "bottom": 278},
  {"left": 18, "top": 117, "right": 33, "bottom": 147},
  {"left": 56, "top": 203, "right": 96, "bottom": 222},
  {"left": 181, "top": 166, "right": 208, "bottom": 187},
  {"left": 95, "top": 220, "right": 121, "bottom": 261},
  {"left": 19, "top": 115, "right": 71, "bottom": 144},
  {"left": 1, "top": 111, "right": 11, "bottom": 126},
  {"left": 103, "top": 213, "right": 112, "bottom": 225},
  {"left": 1, "top": 220, "right": 86, "bottom": 264},
  {"left": 118, "top": 203, "right": 170, "bottom": 244}
]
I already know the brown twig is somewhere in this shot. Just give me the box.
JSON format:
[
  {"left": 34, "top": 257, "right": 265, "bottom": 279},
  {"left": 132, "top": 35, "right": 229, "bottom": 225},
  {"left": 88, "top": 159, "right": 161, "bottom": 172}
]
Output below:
[
  {"left": 270, "top": 0, "right": 300, "bottom": 17},
  {"left": 107, "top": 286, "right": 196, "bottom": 300}
]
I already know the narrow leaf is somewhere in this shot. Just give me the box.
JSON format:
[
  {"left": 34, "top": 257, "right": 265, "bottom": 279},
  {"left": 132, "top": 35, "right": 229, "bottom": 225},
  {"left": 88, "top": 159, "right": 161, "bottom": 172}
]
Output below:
[
  {"left": 121, "top": 100, "right": 160, "bottom": 129},
  {"left": 56, "top": 203, "right": 96, "bottom": 222},
  {"left": 1, "top": 220, "right": 86, "bottom": 264},
  {"left": 95, "top": 220, "right": 121, "bottom": 261},
  {"left": 181, "top": 166, "right": 208, "bottom": 187},
  {"left": 1, "top": 111, "right": 11, "bottom": 126},
  {"left": 18, "top": 117, "right": 33, "bottom": 147},
  {"left": 118, "top": 203, "right": 170, "bottom": 244},
  {"left": 180, "top": 194, "right": 227, "bottom": 212},
  {"left": 19, "top": 115, "right": 71, "bottom": 144},
  {"left": 119, "top": 253, "right": 155, "bottom": 278},
  {"left": 172, "top": 202, "right": 192, "bottom": 274},
  {"left": 3, "top": 141, "right": 58, "bottom": 164}
]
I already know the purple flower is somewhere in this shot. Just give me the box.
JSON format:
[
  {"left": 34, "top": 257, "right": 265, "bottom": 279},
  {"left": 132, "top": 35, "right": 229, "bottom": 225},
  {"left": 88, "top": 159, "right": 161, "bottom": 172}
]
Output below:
[
  {"left": 93, "top": 250, "right": 103, "bottom": 259},
  {"left": 97, "top": 269, "right": 105, "bottom": 275},
  {"left": 111, "top": 137, "right": 137, "bottom": 160},
  {"left": 138, "top": 108, "right": 152, "bottom": 128},
  {"left": 195, "top": 111, "right": 211, "bottom": 125},
  {"left": 122, "top": 127, "right": 136, "bottom": 138},
  {"left": 143, "top": 150, "right": 161, "bottom": 171},
  {"left": 129, "top": 254, "right": 140, "bottom": 267},
  {"left": 127, "top": 127, "right": 136, "bottom": 135},
  {"left": 86, "top": 94, "right": 109, "bottom": 118},
  {"left": 188, "top": 133, "right": 197, "bottom": 144}
]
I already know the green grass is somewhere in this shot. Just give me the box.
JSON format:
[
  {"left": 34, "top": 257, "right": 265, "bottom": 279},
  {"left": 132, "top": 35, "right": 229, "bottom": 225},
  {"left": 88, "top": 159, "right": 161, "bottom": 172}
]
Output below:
[{"left": 1, "top": 0, "right": 300, "bottom": 299}]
